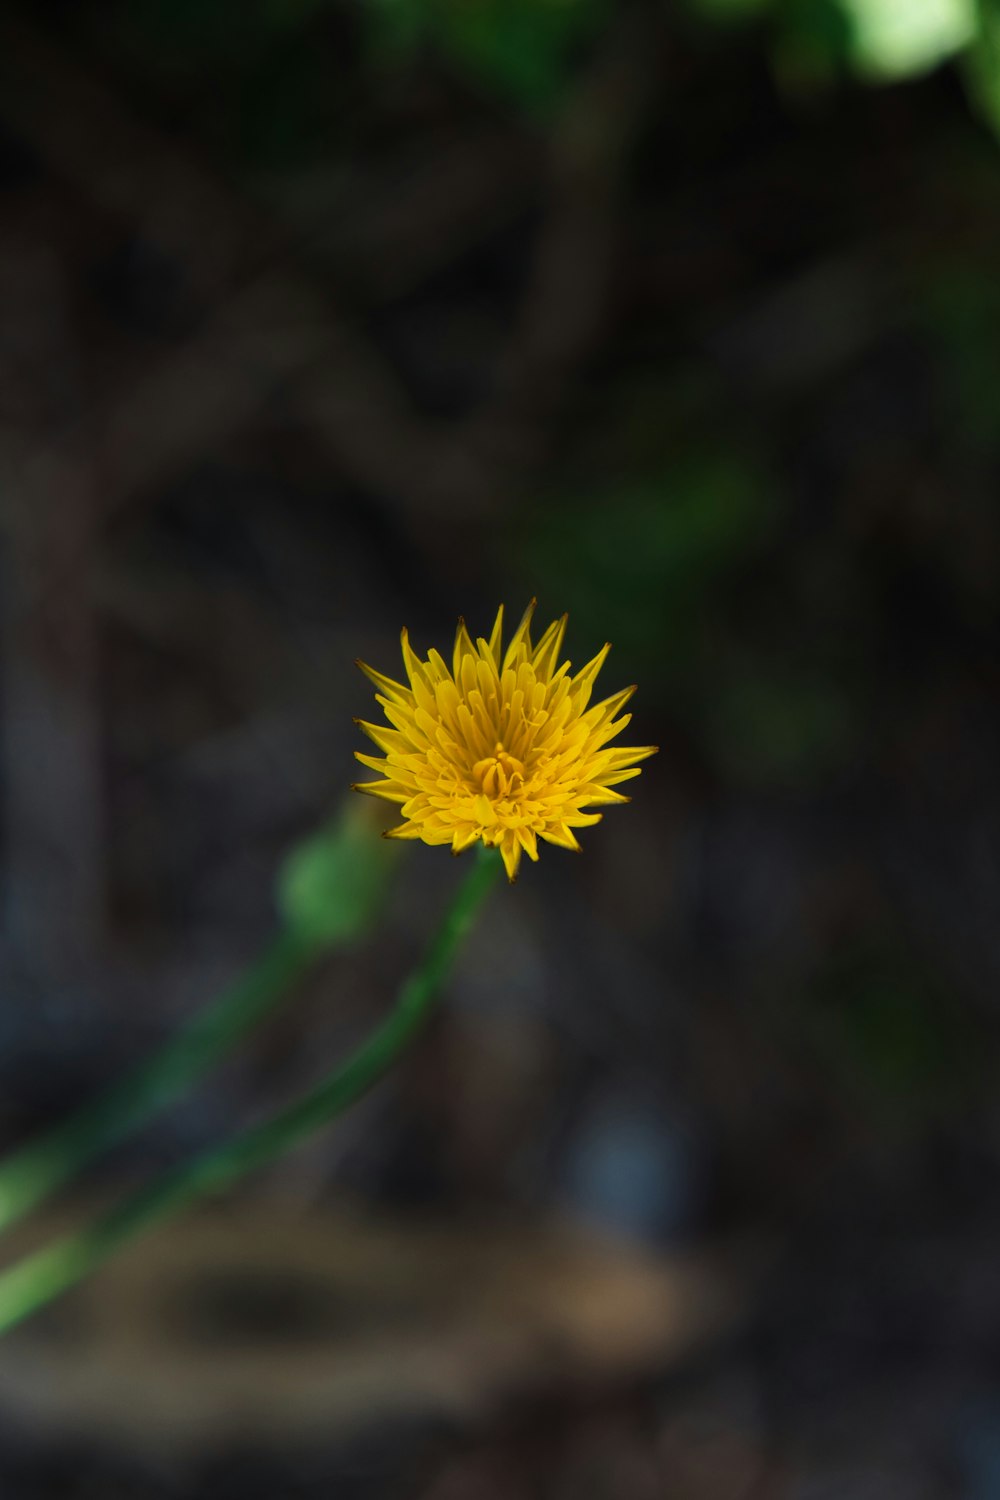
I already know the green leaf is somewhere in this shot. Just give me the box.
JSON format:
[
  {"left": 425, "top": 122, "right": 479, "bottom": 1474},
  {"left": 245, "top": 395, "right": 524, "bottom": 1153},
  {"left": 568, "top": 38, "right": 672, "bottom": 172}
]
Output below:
[
  {"left": 964, "top": 0, "right": 1000, "bottom": 138},
  {"left": 277, "top": 800, "right": 401, "bottom": 947},
  {"left": 839, "top": 0, "right": 976, "bottom": 78}
]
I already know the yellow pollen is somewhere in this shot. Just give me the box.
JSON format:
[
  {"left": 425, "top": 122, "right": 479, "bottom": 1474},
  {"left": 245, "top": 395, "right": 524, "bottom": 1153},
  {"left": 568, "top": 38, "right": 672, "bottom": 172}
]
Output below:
[{"left": 473, "top": 743, "right": 526, "bottom": 799}]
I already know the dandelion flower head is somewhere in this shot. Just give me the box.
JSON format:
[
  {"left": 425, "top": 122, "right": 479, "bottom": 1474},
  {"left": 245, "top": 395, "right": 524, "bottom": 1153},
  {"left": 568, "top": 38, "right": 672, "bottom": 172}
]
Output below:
[{"left": 353, "top": 602, "right": 657, "bottom": 882}]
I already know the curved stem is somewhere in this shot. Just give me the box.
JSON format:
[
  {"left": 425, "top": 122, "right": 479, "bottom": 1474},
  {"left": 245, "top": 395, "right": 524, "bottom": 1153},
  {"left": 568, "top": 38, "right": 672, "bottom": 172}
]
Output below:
[
  {"left": 0, "top": 848, "right": 500, "bottom": 1337},
  {"left": 0, "top": 929, "right": 323, "bottom": 1236}
]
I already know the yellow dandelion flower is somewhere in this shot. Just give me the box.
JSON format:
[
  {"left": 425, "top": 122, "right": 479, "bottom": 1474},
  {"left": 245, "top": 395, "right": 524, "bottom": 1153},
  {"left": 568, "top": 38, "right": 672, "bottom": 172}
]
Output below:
[{"left": 352, "top": 602, "right": 657, "bottom": 883}]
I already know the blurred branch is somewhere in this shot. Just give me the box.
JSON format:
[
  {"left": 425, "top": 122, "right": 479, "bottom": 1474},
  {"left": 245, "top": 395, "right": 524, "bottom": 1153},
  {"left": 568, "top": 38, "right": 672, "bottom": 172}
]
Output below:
[
  {"left": 0, "top": 5, "right": 657, "bottom": 523},
  {"left": 468, "top": 12, "right": 659, "bottom": 463},
  {"left": 0, "top": 7, "right": 498, "bottom": 520},
  {"left": 269, "top": 131, "right": 538, "bottom": 303},
  {"left": 96, "top": 273, "right": 493, "bottom": 522},
  {"left": 0, "top": 9, "right": 260, "bottom": 297}
]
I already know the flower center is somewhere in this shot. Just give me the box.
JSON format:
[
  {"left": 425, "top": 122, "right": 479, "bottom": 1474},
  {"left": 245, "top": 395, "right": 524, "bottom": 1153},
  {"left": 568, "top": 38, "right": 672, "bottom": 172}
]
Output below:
[{"left": 473, "top": 743, "right": 526, "bottom": 799}]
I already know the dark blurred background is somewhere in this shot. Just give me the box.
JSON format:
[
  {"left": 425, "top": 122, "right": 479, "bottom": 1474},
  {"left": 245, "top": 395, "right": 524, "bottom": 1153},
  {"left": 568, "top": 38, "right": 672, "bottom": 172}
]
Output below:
[{"left": 2, "top": 0, "right": 1000, "bottom": 1494}]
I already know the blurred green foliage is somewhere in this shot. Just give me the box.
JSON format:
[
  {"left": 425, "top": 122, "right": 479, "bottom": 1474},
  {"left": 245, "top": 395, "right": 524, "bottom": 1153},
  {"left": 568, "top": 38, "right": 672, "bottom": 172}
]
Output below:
[
  {"left": 277, "top": 802, "right": 401, "bottom": 947},
  {"left": 842, "top": 0, "right": 975, "bottom": 78},
  {"left": 768, "top": 0, "right": 852, "bottom": 91},
  {"left": 802, "top": 937, "right": 980, "bottom": 1127},
  {"left": 520, "top": 444, "right": 865, "bottom": 787},
  {"left": 705, "top": 662, "right": 858, "bottom": 787},
  {"left": 92, "top": 0, "right": 1000, "bottom": 152},
  {"left": 366, "top": 0, "right": 608, "bottom": 109},
  {"left": 965, "top": 1, "right": 1000, "bottom": 145},
  {"left": 104, "top": 0, "right": 609, "bottom": 133},
  {"left": 917, "top": 262, "right": 1000, "bottom": 450},
  {"left": 689, "top": 0, "right": 986, "bottom": 98},
  {"left": 691, "top": 0, "right": 974, "bottom": 76},
  {"left": 525, "top": 451, "right": 775, "bottom": 670}
]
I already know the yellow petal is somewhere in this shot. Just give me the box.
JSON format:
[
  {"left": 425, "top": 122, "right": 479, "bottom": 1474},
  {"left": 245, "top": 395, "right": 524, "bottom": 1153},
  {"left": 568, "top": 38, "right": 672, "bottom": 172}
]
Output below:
[
  {"left": 353, "top": 750, "right": 391, "bottom": 774},
  {"left": 569, "top": 643, "right": 611, "bottom": 708},
  {"left": 593, "top": 766, "right": 645, "bottom": 788},
  {"left": 499, "top": 835, "right": 522, "bottom": 882},
  {"left": 604, "top": 745, "right": 658, "bottom": 768},
  {"left": 502, "top": 599, "right": 537, "bottom": 672},
  {"left": 531, "top": 614, "right": 568, "bottom": 681},
  {"left": 451, "top": 826, "right": 481, "bottom": 855},
  {"left": 400, "top": 627, "right": 431, "bottom": 689},
  {"left": 487, "top": 604, "right": 505, "bottom": 667},
  {"left": 452, "top": 618, "right": 477, "bottom": 680},
  {"left": 352, "top": 781, "right": 409, "bottom": 803},
  {"left": 420, "top": 824, "right": 455, "bottom": 845},
  {"left": 474, "top": 793, "right": 498, "bottom": 826},
  {"left": 356, "top": 659, "right": 412, "bottom": 705},
  {"left": 354, "top": 718, "right": 409, "bottom": 754},
  {"left": 426, "top": 647, "right": 451, "bottom": 684},
  {"left": 588, "top": 684, "right": 636, "bottom": 723},
  {"left": 577, "top": 786, "right": 631, "bottom": 806},
  {"left": 515, "top": 826, "right": 539, "bottom": 861},
  {"left": 539, "top": 823, "right": 582, "bottom": 852}
]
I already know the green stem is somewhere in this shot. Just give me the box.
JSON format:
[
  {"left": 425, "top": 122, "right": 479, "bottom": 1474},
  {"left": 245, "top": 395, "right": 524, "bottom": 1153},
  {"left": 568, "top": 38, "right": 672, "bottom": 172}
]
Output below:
[
  {"left": 0, "top": 929, "right": 324, "bottom": 1236},
  {"left": 0, "top": 848, "right": 500, "bottom": 1337}
]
